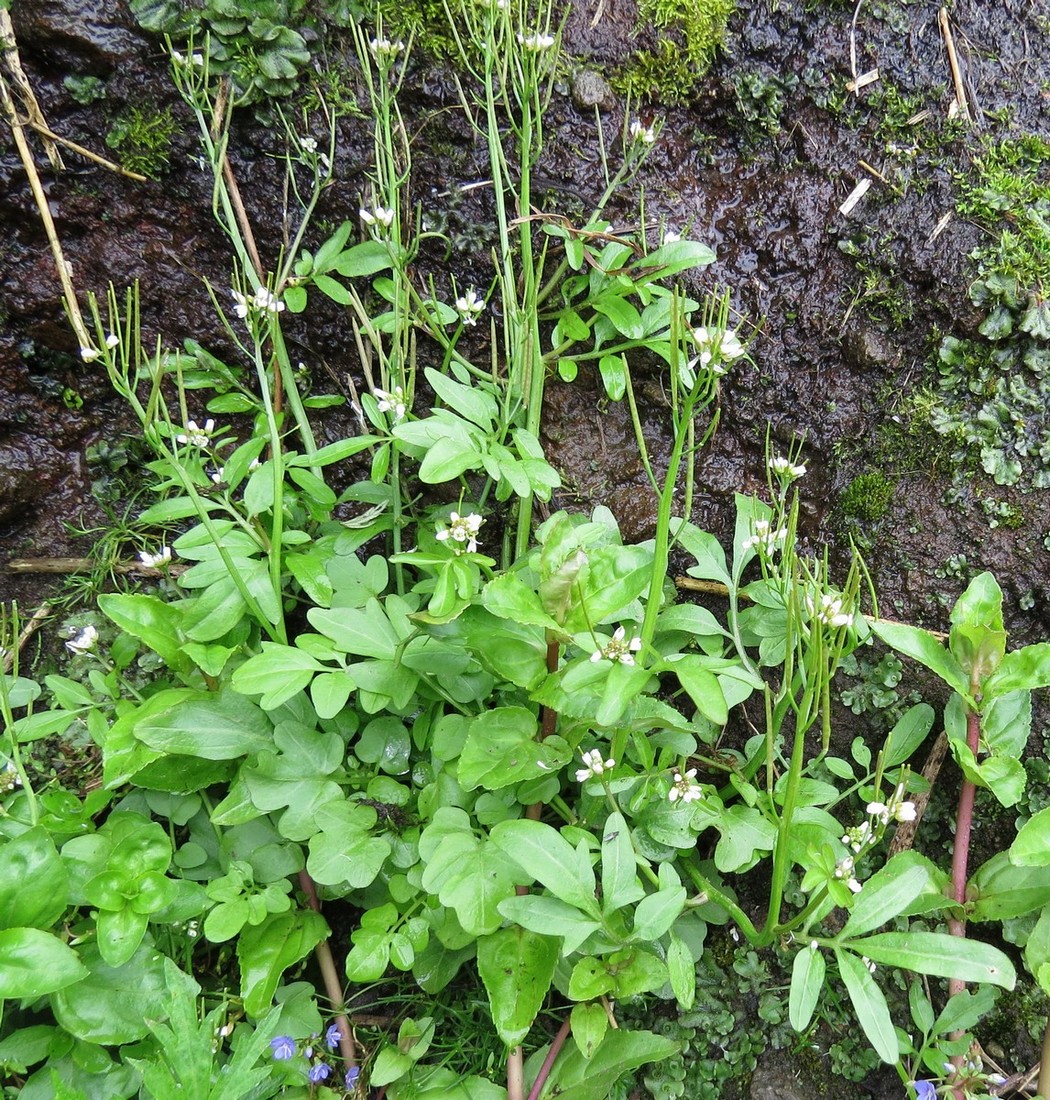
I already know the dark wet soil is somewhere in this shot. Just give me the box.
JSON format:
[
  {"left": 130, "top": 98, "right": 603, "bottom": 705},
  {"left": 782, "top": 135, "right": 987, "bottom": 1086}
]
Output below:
[{"left": 1, "top": 0, "right": 1048, "bottom": 1094}]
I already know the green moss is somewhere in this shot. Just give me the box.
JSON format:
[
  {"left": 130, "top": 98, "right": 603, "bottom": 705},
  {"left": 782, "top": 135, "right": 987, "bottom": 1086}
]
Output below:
[
  {"left": 840, "top": 470, "right": 895, "bottom": 523},
  {"left": 610, "top": 0, "right": 735, "bottom": 105},
  {"left": 106, "top": 103, "right": 179, "bottom": 177}
]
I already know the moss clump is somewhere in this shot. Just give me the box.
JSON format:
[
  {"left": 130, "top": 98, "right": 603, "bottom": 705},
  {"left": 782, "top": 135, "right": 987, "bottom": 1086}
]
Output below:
[
  {"left": 840, "top": 470, "right": 895, "bottom": 523},
  {"left": 610, "top": 0, "right": 736, "bottom": 105},
  {"left": 106, "top": 103, "right": 179, "bottom": 177}
]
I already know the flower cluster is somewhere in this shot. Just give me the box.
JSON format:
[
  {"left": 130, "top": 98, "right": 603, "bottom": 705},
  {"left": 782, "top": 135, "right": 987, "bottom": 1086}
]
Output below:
[
  {"left": 138, "top": 546, "right": 172, "bottom": 569},
  {"left": 841, "top": 820, "right": 872, "bottom": 854},
  {"left": 576, "top": 749, "right": 615, "bottom": 782},
  {"left": 360, "top": 205, "right": 395, "bottom": 230},
  {"left": 517, "top": 31, "right": 556, "bottom": 49},
  {"left": 435, "top": 511, "right": 484, "bottom": 554},
  {"left": 668, "top": 768, "right": 703, "bottom": 804},
  {"left": 590, "top": 625, "right": 642, "bottom": 665},
  {"left": 65, "top": 625, "right": 98, "bottom": 655},
  {"left": 833, "top": 855, "right": 862, "bottom": 893},
  {"left": 769, "top": 454, "right": 807, "bottom": 480},
  {"left": 80, "top": 334, "right": 120, "bottom": 363},
  {"left": 691, "top": 325, "right": 745, "bottom": 374},
  {"left": 455, "top": 288, "right": 485, "bottom": 325},
  {"left": 374, "top": 385, "right": 407, "bottom": 422},
  {"left": 806, "top": 591, "right": 854, "bottom": 630},
  {"left": 742, "top": 518, "right": 787, "bottom": 554},
  {"left": 171, "top": 49, "right": 205, "bottom": 67},
  {"left": 866, "top": 782, "right": 917, "bottom": 825},
  {"left": 231, "top": 287, "right": 285, "bottom": 318},
  {"left": 369, "top": 36, "right": 405, "bottom": 57},
  {"left": 269, "top": 1026, "right": 348, "bottom": 1087},
  {"left": 1, "top": 759, "right": 22, "bottom": 793},
  {"left": 629, "top": 119, "right": 657, "bottom": 145},
  {"left": 176, "top": 418, "right": 217, "bottom": 448}
]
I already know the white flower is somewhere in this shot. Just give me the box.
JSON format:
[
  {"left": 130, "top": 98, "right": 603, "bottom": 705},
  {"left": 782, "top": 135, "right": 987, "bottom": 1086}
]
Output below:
[
  {"left": 231, "top": 290, "right": 250, "bottom": 319},
  {"left": 435, "top": 511, "right": 484, "bottom": 554},
  {"left": 455, "top": 288, "right": 485, "bottom": 325},
  {"left": 369, "top": 36, "right": 405, "bottom": 57},
  {"left": 80, "top": 346, "right": 100, "bottom": 363},
  {"left": 374, "top": 386, "right": 407, "bottom": 421},
  {"left": 669, "top": 768, "right": 703, "bottom": 804},
  {"left": 629, "top": 119, "right": 657, "bottom": 145},
  {"left": 692, "top": 325, "right": 746, "bottom": 370},
  {"left": 867, "top": 782, "right": 916, "bottom": 825},
  {"left": 833, "top": 856, "right": 862, "bottom": 893},
  {"left": 300, "top": 136, "right": 318, "bottom": 154},
  {"left": 360, "top": 205, "right": 395, "bottom": 229},
  {"left": 841, "top": 820, "right": 872, "bottom": 854},
  {"left": 742, "top": 518, "right": 787, "bottom": 554},
  {"left": 575, "top": 748, "right": 615, "bottom": 782},
  {"left": 663, "top": 230, "right": 681, "bottom": 243},
  {"left": 517, "top": 31, "right": 556, "bottom": 49},
  {"left": 590, "top": 625, "right": 642, "bottom": 665},
  {"left": 1, "top": 759, "right": 22, "bottom": 792},
  {"left": 65, "top": 625, "right": 99, "bottom": 654},
  {"left": 769, "top": 454, "right": 807, "bottom": 480},
  {"left": 806, "top": 591, "right": 854, "bottom": 630},
  {"left": 138, "top": 546, "right": 172, "bottom": 568},
  {"left": 176, "top": 418, "right": 216, "bottom": 448},
  {"left": 105, "top": 332, "right": 120, "bottom": 349},
  {"left": 252, "top": 286, "right": 285, "bottom": 314},
  {"left": 210, "top": 466, "right": 226, "bottom": 484}
]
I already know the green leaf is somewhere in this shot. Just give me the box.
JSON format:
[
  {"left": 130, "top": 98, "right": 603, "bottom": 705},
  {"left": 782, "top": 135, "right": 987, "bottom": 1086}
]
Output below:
[
  {"left": 308, "top": 599, "right": 400, "bottom": 658},
  {"left": 671, "top": 655, "right": 728, "bottom": 724},
  {"left": 850, "top": 932, "right": 1015, "bottom": 988},
  {"left": 331, "top": 239, "right": 393, "bottom": 277},
  {"left": 1011, "top": 806, "right": 1050, "bottom": 866},
  {"left": 497, "top": 896, "right": 601, "bottom": 955},
  {"left": 666, "top": 930, "right": 696, "bottom": 1010},
  {"left": 592, "top": 295, "right": 643, "bottom": 340},
  {"left": 135, "top": 687, "right": 274, "bottom": 760},
  {"left": 425, "top": 367, "right": 497, "bottom": 430},
  {"left": 526, "top": 1028, "right": 678, "bottom": 1100},
  {"left": 869, "top": 619, "right": 969, "bottom": 697},
  {"left": 634, "top": 239, "right": 716, "bottom": 279},
  {"left": 0, "top": 929, "right": 87, "bottom": 998},
  {"left": 284, "top": 284, "right": 307, "bottom": 312},
  {"left": 789, "top": 945, "right": 825, "bottom": 1031},
  {"left": 835, "top": 949, "right": 897, "bottom": 1063},
  {"left": 482, "top": 574, "right": 561, "bottom": 632},
  {"left": 418, "top": 434, "right": 484, "bottom": 483},
  {"left": 932, "top": 986, "right": 1000, "bottom": 1037},
  {"left": 0, "top": 827, "right": 68, "bottom": 930},
  {"left": 970, "top": 850, "right": 1050, "bottom": 920},
  {"left": 598, "top": 355, "right": 627, "bottom": 400},
  {"left": 96, "top": 906, "right": 150, "bottom": 967},
  {"left": 458, "top": 707, "right": 571, "bottom": 791},
  {"left": 601, "top": 812, "right": 643, "bottom": 914},
  {"left": 841, "top": 861, "right": 930, "bottom": 938},
  {"left": 490, "top": 819, "right": 599, "bottom": 915},
  {"left": 884, "top": 703, "right": 935, "bottom": 767},
  {"left": 983, "top": 642, "right": 1050, "bottom": 698},
  {"left": 631, "top": 886, "right": 686, "bottom": 942},
  {"left": 231, "top": 644, "right": 324, "bottom": 709},
  {"left": 948, "top": 571, "right": 1005, "bottom": 684},
  {"left": 307, "top": 802, "right": 391, "bottom": 889},
  {"left": 236, "top": 909, "right": 329, "bottom": 1016},
  {"left": 678, "top": 522, "right": 731, "bottom": 587},
  {"left": 477, "top": 927, "right": 559, "bottom": 1047},
  {"left": 570, "top": 1003, "right": 608, "bottom": 1059},
  {"left": 98, "top": 593, "right": 190, "bottom": 675}
]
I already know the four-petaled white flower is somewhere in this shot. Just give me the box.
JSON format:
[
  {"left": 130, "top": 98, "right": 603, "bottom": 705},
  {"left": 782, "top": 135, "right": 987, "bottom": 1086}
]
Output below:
[
  {"left": 374, "top": 385, "right": 407, "bottom": 421},
  {"left": 66, "top": 625, "right": 99, "bottom": 654},
  {"left": 176, "top": 418, "right": 216, "bottom": 448},
  {"left": 691, "top": 326, "right": 745, "bottom": 375},
  {"left": 866, "top": 782, "right": 916, "bottom": 825},
  {"left": 455, "top": 288, "right": 485, "bottom": 325},
  {"left": 833, "top": 855, "right": 862, "bottom": 893},
  {"left": 663, "top": 230, "right": 682, "bottom": 243},
  {"left": 105, "top": 332, "right": 120, "bottom": 349},
  {"left": 576, "top": 748, "right": 615, "bottom": 782},
  {"left": 360, "top": 205, "right": 395, "bottom": 229},
  {"left": 590, "top": 625, "right": 642, "bottom": 665},
  {"left": 769, "top": 454, "right": 807, "bottom": 480},
  {"left": 436, "top": 511, "right": 484, "bottom": 554},
  {"left": 669, "top": 768, "right": 703, "bottom": 804},
  {"left": 629, "top": 119, "right": 657, "bottom": 145},
  {"left": 230, "top": 286, "right": 284, "bottom": 319},
  {"left": 172, "top": 50, "right": 204, "bottom": 66},
  {"left": 80, "top": 346, "right": 100, "bottom": 363},
  {"left": 806, "top": 591, "right": 854, "bottom": 630},
  {"left": 300, "top": 136, "right": 318, "bottom": 154},
  {"left": 742, "top": 518, "right": 787, "bottom": 554},
  {"left": 369, "top": 36, "right": 405, "bottom": 56},
  {"left": 138, "top": 546, "right": 172, "bottom": 569},
  {"left": 517, "top": 31, "right": 556, "bottom": 49}
]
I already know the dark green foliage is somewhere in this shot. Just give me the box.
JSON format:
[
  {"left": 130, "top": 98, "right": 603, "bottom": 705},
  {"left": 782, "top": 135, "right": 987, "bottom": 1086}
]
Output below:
[
  {"left": 841, "top": 470, "right": 895, "bottom": 523},
  {"left": 106, "top": 103, "right": 179, "bottom": 177}
]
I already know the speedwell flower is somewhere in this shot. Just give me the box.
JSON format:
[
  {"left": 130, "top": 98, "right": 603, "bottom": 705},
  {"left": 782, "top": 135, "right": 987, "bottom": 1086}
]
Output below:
[
  {"left": 669, "top": 769, "right": 703, "bottom": 804},
  {"left": 324, "top": 1024, "right": 342, "bottom": 1050},
  {"left": 590, "top": 625, "right": 642, "bottom": 665},
  {"left": 65, "top": 625, "right": 99, "bottom": 654},
  {"left": 576, "top": 748, "right": 615, "bottom": 782},
  {"left": 269, "top": 1035, "right": 296, "bottom": 1060},
  {"left": 435, "top": 511, "right": 484, "bottom": 553},
  {"left": 308, "top": 1063, "right": 332, "bottom": 1084}
]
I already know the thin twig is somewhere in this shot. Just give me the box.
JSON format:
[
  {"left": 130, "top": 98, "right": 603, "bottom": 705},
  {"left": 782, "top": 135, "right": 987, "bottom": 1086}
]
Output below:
[
  {"left": 939, "top": 7, "right": 972, "bottom": 124},
  {"left": 525, "top": 1016, "right": 572, "bottom": 1100},
  {"left": 0, "top": 10, "right": 63, "bottom": 169},
  {"left": 7, "top": 557, "right": 185, "bottom": 577},
  {"left": 1, "top": 604, "right": 52, "bottom": 674},
  {"left": 23, "top": 118, "right": 147, "bottom": 180}
]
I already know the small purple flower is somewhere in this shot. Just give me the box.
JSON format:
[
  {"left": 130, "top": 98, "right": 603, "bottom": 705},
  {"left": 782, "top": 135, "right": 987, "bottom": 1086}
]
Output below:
[
  {"left": 325, "top": 1023, "right": 342, "bottom": 1050},
  {"left": 913, "top": 1082, "right": 937, "bottom": 1100},
  {"left": 308, "top": 1062, "right": 332, "bottom": 1083},
  {"left": 270, "top": 1035, "right": 296, "bottom": 1060},
  {"left": 345, "top": 1066, "right": 361, "bottom": 1089}
]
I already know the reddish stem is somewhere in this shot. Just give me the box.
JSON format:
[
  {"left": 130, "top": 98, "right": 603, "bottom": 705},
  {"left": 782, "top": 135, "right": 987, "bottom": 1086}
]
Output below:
[{"left": 525, "top": 1016, "right": 572, "bottom": 1100}]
